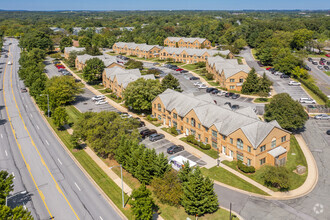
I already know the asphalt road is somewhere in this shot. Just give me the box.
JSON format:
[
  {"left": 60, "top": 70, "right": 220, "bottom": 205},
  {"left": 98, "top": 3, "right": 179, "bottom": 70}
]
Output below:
[
  {"left": 1, "top": 39, "right": 122, "bottom": 219},
  {"left": 306, "top": 58, "right": 330, "bottom": 96}
]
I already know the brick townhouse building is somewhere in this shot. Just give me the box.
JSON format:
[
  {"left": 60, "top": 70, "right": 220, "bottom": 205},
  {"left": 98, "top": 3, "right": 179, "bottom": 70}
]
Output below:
[
  {"left": 112, "top": 42, "right": 163, "bottom": 59},
  {"left": 64, "top": 46, "right": 85, "bottom": 59},
  {"left": 152, "top": 89, "right": 291, "bottom": 169},
  {"left": 75, "top": 54, "right": 123, "bottom": 71},
  {"left": 164, "top": 37, "right": 212, "bottom": 49},
  {"left": 206, "top": 56, "right": 250, "bottom": 91},
  {"left": 102, "top": 67, "right": 155, "bottom": 98}
]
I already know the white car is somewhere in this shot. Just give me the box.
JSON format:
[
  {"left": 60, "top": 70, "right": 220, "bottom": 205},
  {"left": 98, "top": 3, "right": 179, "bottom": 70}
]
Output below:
[
  {"left": 217, "top": 91, "right": 227, "bottom": 96},
  {"left": 194, "top": 82, "right": 202, "bottom": 86},
  {"left": 95, "top": 100, "right": 107, "bottom": 105},
  {"left": 7, "top": 61, "right": 12, "bottom": 65},
  {"left": 198, "top": 84, "right": 207, "bottom": 89},
  {"left": 288, "top": 81, "right": 301, "bottom": 86},
  {"left": 92, "top": 95, "right": 105, "bottom": 101},
  {"left": 274, "top": 72, "right": 282, "bottom": 76},
  {"left": 299, "top": 98, "right": 316, "bottom": 104},
  {"left": 314, "top": 114, "right": 330, "bottom": 120}
]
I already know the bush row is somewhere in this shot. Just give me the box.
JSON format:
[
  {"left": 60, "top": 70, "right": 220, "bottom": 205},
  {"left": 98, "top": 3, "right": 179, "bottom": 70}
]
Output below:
[
  {"left": 186, "top": 135, "right": 211, "bottom": 150},
  {"left": 237, "top": 160, "right": 255, "bottom": 173},
  {"left": 299, "top": 78, "right": 330, "bottom": 107}
]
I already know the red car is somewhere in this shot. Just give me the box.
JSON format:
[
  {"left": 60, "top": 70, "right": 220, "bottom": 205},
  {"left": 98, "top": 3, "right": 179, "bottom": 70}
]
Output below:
[
  {"left": 325, "top": 54, "right": 330, "bottom": 58},
  {"left": 266, "top": 67, "right": 272, "bottom": 70},
  {"left": 176, "top": 68, "right": 183, "bottom": 71},
  {"left": 57, "top": 65, "right": 65, "bottom": 69}
]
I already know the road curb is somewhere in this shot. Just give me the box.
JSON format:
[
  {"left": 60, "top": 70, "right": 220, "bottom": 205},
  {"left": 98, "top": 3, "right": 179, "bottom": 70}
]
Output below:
[{"left": 29, "top": 97, "right": 128, "bottom": 220}]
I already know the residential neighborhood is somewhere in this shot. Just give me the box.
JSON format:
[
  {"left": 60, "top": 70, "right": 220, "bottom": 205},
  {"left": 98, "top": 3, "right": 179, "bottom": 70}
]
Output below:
[{"left": 0, "top": 5, "right": 329, "bottom": 220}]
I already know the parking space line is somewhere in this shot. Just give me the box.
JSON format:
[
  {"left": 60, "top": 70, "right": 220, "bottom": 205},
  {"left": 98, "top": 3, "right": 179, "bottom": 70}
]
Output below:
[{"left": 5, "top": 150, "right": 8, "bottom": 157}]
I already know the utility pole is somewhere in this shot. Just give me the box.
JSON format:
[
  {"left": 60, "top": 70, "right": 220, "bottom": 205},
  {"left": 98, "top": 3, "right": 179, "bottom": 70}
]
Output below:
[
  {"left": 109, "top": 164, "right": 124, "bottom": 208},
  {"left": 40, "top": 94, "right": 50, "bottom": 117}
]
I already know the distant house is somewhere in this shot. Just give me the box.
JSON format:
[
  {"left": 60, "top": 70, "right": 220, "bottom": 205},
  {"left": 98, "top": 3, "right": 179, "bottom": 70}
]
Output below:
[
  {"left": 102, "top": 67, "right": 155, "bottom": 98},
  {"left": 206, "top": 56, "right": 250, "bottom": 91},
  {"left": 50, "top": 27, "right": 66, "bottom": 33},
  {"left": 164, "top": 37, "right": 212, "bottom": 49},
  {"left": 119, "top": 27, "right": 135, "bottom": 32},
  {"left": 159, "top": 47, "right": 233, "bottom": 64},
  {"left": 64, "top": 47, "right": 85, "bottom": 59},
  {"left": 152, "top": 89, "right": 291, "bottom": 169},
  {"left": 72, "top": 27, "right": 83, "bottom": 36},
  {"left": 112, "top": 42, "right": 163, "bottom": 59},
  {"left": 75, "top": 54, "right": 124, "bottom": 71}
]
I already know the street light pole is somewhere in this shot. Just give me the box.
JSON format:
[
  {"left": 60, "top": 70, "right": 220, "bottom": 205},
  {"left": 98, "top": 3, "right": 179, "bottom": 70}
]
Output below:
[
  {"left": 110, "top": 164, "right": 124, "bottom": 208},
  {"left": 40, "top": 94, "right": 50, "bottom": 117}
]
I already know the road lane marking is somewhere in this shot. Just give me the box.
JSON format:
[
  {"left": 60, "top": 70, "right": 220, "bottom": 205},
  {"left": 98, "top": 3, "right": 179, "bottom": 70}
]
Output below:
[
  {"left": 36, "top": 125, "right": 39, "bottom": 130},
  {"left": 2, "top": 42, "right": 52, "bottom": 219},
  {"left": 99, "top": 216, "right": 104, "bottom": 220},
  {"left": 45, "top": 140, "right": 49, "bottom": 146},
  {"left": 57, "top": 158, "right": 62, "bottom": 165},
  {"left": 26, "top": 104, "right": 28, "bottom": 108},
  {"left": 5, "top": 150, "right": 8, "bottom": 157},
  {"left": 30, "top": 113, "right": 33, "bottom": 118},
  {"left": 0, "top": 134, "right": 2, "bottom": 138},
  {"left": 74, "top": 182, "right": 81, "bottom": 191},
  {"left": 12, "top": 172, "right": 15, "bottom": 179}
]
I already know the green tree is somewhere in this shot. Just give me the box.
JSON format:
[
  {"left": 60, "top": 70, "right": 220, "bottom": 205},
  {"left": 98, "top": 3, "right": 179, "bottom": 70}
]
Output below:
[
  {"left": 261, "top": 166, "right": 290, "bottom": 190},
  {"left": 264, "top": 93, "right": 308, "bottom": 131},
  {"left": 0, "top": 205, "right": 33, "bottom": 220},
  {"left": 29, "top": 78, "right": 46, "bottom": 98},
  {"left": 82, "top": 58, "right": 105, "bottom": 82},
  {"left": 29, "top": 48, "right": 46, "bottom": 63},
  {"left": 67, "top": 50, "right": 85, "bottom": 67},
  {"left": 129, "top": 184, "right": 155, "bottom": 220},
  {"left": 291, "top": 29, "right": 314, "bottom": 50},
  {"left": 161, "top": 74, "right": 181, "bottom": 92},
  {"left": 291, "top": 66, "right": 309, "bottom": 79},
  {"left": 125, "top": 59, "right": 143, "bottom": 69},
  {"left": 85, "top": 46, "right": 102, "bottom": 56},
  {"left": 257, "top": 73, "right": 272, "bottom": 96},
  {"left": 178, "top": 161, "right": 192, "bottom": 183},
  {"left": 79, "top": 36, "right": 92, "bottom": 48},
  {"left": 0, "top": 171, "right": 14, "bottom": 205},
  {"left": 20, "top": 31, "right": 53, "bottom": 51},
  {"left": 181, "top": 167, "right": 218, "bottom": 216},
  {"left": 151, "top": 170, "right": 183, "bottom": 206},
  {"left": 233, "top": 38, "right": 247, "bottom": 50},
  {"left": 123, "top": 78, "right": 163, "bottom": 112},
  {"left": 59, "top": 36, "right": 72, "bottom": 52},
  {"left": 53, "top": 107, "right": 69, "bottom": 127},
  {"left": 241, "top": 68, "right": 259, "bottom": 94},
  {"left": 45, "top": 76, "right": 83, "bottom": 110}
]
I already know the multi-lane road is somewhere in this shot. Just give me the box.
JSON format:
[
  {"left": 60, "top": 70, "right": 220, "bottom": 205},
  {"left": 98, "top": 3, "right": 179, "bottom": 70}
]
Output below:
[{"left": 0, "top": 39, "right": 122, "bottom": 219}]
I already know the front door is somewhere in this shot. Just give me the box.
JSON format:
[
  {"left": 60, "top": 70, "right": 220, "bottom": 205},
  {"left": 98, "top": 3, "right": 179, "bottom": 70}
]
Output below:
[
  {"left": 186, "top": 128, "right": 189, "bottom": 136},
  {"left": 230, "top": 150, "right": 233, "bottom": 158},
  {"left": 222, "top": 146, "right": 226, "bottom": 155},
  {"left": 163, "top": 118, "right": 166, "bottom": 125},
  {"left": 169, "top": 120, "right": 171, "bottom": 127}
]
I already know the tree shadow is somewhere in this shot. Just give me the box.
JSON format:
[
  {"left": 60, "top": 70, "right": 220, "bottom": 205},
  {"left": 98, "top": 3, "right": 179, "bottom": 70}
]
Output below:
[{"left": 7, "top": 191, "right": 32, "bottom": 208}]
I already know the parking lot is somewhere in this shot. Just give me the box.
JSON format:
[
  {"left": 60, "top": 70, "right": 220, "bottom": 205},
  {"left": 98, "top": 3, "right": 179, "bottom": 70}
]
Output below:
[
  {"left": 44, "top": 57, "right": 119, "bottom": 113},
  {"left": 306, "top": 58, "right": 330, "bottom": 96}
]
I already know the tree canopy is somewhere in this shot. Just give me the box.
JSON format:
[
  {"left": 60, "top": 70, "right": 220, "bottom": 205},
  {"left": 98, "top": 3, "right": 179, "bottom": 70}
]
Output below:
[
  {"left": 20, "top": 31, "right": 53, "bottom": 51},
  {"left": 161, "top": 74, "right": 181, "bottom": 92},
  {"left": 82, "top": 58, "right": 105, "bottom": 82},
  {"left": 264, "top": 93, "right": 308, "bottom": 131}
]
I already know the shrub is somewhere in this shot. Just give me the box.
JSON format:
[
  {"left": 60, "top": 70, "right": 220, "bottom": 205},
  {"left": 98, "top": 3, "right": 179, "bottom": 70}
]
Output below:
[
  {"left": 169, "top": 126, "right": 178, "bottom": 135},
  {"left": 261, "top": 165, "right": 290, "bottom": 190},
  {"left": 205, "top": 72, "right": 214, "bottom": 80},
  {"left": 146, "top": 115, "right": 157, "bottom": 121},
  {"left": 200, "top": 144, "right": 211, "bottom": 150},
  {"left": 104, "top": 88, "right": 112, "bottom": 93},
  {"left": 237, "top": 160, "right": 255, "bottom": 173},
  {"left": 195, "top": 62, "right": 206, "bottom": 68},
  {"left": 186, "top": 135, "right": 211, "bottom": 150}
]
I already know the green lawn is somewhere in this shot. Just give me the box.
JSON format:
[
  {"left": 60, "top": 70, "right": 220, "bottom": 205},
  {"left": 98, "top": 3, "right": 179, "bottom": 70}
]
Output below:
[
  {"left": 180, "top": 137, "right": 219, "bottom": 159},
  {"left": 300, "top": 83, "right": 326, "bottom": 105},
  {"left": 201, "top": 167, "right": 269, "bottom": 196},
  {"left": 161, "top": 127, "right": 179, "bottom": 137},
  {"left": 222, "top": 135, "right": 307, "bottom": 192},
  {"left": 183, "top": 64, "right": 199, "bottom": 71},
  {"left": 324, "top": 71, "right": 330, "bottom": 76},
  {"left": 251, "top": 48, "right": 257, "bottom": 59},
  {"left": 99, "top": 89, "right": 111, "bottom": 94},
  {"left": 208, "top": 81, "right": 219, "bottom": 86},
  {"left": 45, "top": 117, "right": 133, "bottom": 219},
  {"left": 106, "top": 94, "right": 123, "bottom": 103},
  {"left": 91, "top": 84, "right": 105, "bottom": 90},
  {"left": 65, "top": 105, "right": 82, "bottom": 125}
]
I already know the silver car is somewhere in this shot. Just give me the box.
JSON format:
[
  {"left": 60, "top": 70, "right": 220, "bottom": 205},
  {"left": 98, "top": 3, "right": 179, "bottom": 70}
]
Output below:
[{"left": 314, "top": 114, "right": 330, "bottom": 120}]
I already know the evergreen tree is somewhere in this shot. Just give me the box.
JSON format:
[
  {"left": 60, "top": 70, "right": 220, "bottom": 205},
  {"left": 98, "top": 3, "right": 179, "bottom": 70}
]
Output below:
[
  {"left": 257, "top": 73, "right": 272, "bottom": 96},
  {"left": 241, "top": 68, "right": 259, "bottom": 94},
  {"left": 177, "top": 161, "right": 192, "bottom": 183},
  {"left": 181, "top": 167, "right": 219, "bottom": 217},
  {"left": 135, "top": 150, "right": 153, "bottom": 184},
  {"left": 161, "top": 74, "right": 181, "bottom": 92},
  {"left": 129, "top": 184, "right": 155, "bottom": 220},
  {"left": 153, "top": 153, "right": 171, "bottom": 178}
]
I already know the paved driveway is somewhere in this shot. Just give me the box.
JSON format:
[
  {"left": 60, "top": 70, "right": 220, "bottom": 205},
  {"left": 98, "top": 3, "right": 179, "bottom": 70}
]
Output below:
[
  {"left": 139, "top": 127, "right": 207, "bottom": 167},
  {"left": 306, "top": 58, "right": 330, "bottom": 96}
]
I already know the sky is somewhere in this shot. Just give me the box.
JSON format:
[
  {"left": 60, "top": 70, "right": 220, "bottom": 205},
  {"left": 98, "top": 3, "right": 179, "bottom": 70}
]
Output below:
[{"left": 1, "top": 0, "right": 329, "bottom": 11}]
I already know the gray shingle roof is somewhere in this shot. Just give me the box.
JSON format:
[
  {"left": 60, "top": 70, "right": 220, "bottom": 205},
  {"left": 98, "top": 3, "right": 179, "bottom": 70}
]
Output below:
[
  {"left": 104, "top": 67, "right": 155, "bottom": 89},
  {"left": 162, "top": 47, "right": 225, "bottom": 57},
  {"left": 113, "top": 42, "right": 163, "bottom": 51},
  {"left": 76, "top": 54, "right": 121, "bottom": 67},
  {"left": 166, "top": 37, "right": 208, "bottom": 44},
  {"left": 208, "top": 56, "right": 250, "bottom": 79},
  {"left": 156, "top": 89, "right": 286, "bottom": 148},
  {"left": 64, "top": 47, "right": 85, "bottom": 54}
]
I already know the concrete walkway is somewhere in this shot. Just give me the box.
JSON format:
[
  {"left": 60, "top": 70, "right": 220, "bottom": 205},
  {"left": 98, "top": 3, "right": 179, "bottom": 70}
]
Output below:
[{"left": 61, "top": 61, "right": 319, "bottom": 201}]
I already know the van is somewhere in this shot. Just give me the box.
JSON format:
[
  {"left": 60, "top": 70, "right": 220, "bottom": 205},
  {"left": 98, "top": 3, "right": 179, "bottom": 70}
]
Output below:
[{"left": 299, "top": 98, "right": 316, "bottom": 104}]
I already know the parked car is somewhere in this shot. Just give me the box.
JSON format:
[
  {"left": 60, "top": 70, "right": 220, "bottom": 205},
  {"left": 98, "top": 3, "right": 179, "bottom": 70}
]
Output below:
[
  {"left": 314, "top": 114, "right": 330, "bottom": 120},
  {"left": 176, "top": 68, "right": 183, "bottom": 71},
  {"left": 153, "top": 62, "right": 159, "bottom": 66},
  {"left": 266, "top": 67, "right": 272, "bottom": 70},
  {"left": 320, "top": 58, "right": 326, "bottom": 62},
  {"left": 274, "top": 71, "right": 282, "bottom": 76},
  {"left": 299, "top": 98, "right": 316, "bottom": 104},
  {"left": 319, "top": 61, "right": 325, "bottom": 65},
  {"left": 63, "top": 72, "right": 72, "bottom": 76},
  {"left": 324, "top": 66, "right": 329, "bottom": 70},
  {"left": 288, "top": 81, "right": 301, "bottom": 86},
  {"left": 7, "top": 61, "right": 12, "bottom": 65},
  {"left": 231, "top": 104, "right": 240, "bottom": 110},
  {"left": 325, "top": 54, "right": 330, "bottom": 58},
  {"left": 95, "top": 100, "right": 107, "bottom": 105},
  {"left": 308, "top": 57, "right": 313, "bottom": 62},
  {"left": 206, "top": 87, "right": 216, "bottom": 93},
  {"left": 327, "top": 130, "right": 330, "bottom": 135},
  {"left": 327, "top": 61, "right": 330, "bottom": 65},
  {"left": 198, "top": 84, "right": 207, "bottom": 89},
  {"left": 211, "top": 89, "right": 220, "bottom": 94},
  {"left": 167, "top": 145, "right": 184, "bottom": 154},
  {"left": 317, "top": 65, "right": 324, "bottom": 70},
  {"left": 225, "top": 92, "right": 234, "bottom": 97},
  {"left": 149, "top": 133, "right": 165, "bottom": 142},
  {"left": 232, "top": 94, "right": 240, "bottom": 99},
  {"left": 189, "top": 76, "right": 200, "bottom": 80},
  {"left": 140, "top": 129, "right": 157, "bottom": 139},
  {"left": 217, "top": 91, "right": 227, "bottom": 96},
  {"left": 180, "top": 70, "right": 188, "bottom": 73},
  {"left": 304, "top": 65, "right": 311, "bottom": 71},
  {"left": 257, "top": 61, "right": 264, "bottom": 67},
  {"left": 20, "top": 87, "right": 27, "bottom": 93},
  {"left": 280, "top": 74, "right": 290, "bottom": 78},
  {"left": 312, "top": 61, "right": 318, "bottom": 65},
  {"left": 194, "top": 82, "right": 202, "bottom": 86},
  {"left": 92, "top": 95, "right": 105, "bottom": 101}
]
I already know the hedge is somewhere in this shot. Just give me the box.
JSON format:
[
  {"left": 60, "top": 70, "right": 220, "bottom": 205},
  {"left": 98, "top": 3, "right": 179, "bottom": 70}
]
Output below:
[
  {"left": 298, "top": 78, "right": 330, "bottom": 107},
  {"left": 186, "top": 135, "right": 211, "bottom": 150},
  {"left": 237, "top": 160, "right": 255, "bottom": 173}
]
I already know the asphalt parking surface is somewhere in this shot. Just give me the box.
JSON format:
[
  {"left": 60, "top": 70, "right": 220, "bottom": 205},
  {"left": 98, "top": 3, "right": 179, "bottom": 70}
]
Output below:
[
  {"left": 138, "top": 127, "right": 207, "bottom": 167},
  {"left": 312, "top": 119, "right": 330, "bottom": 142},
  {"left": 306, "top": 58, "right": 330, "bottom": 96}
]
